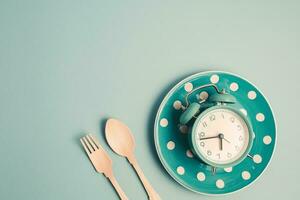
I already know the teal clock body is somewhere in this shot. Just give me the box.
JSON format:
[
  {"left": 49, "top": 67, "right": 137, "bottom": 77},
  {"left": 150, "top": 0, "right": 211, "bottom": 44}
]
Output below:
[
  {"left": 188, "top": 105, "right": 254, "bottom": 169},
  {"left": 154, "top": 71, "right": 276, "bottom": 195}
]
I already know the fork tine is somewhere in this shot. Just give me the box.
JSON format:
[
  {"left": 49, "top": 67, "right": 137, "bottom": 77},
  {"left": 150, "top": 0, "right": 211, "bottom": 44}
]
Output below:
[
  {"left": 80, "top": 138, "right": 91, "bottom": 154},
  {"left": 82, "top": 136, "right": 94, "bottom": 153},
  {"left": 86, "top": 134, "right": 98, "bottom": 150},
  {"left": 88, "top": 134, "right": 100, "bottom": 149}
]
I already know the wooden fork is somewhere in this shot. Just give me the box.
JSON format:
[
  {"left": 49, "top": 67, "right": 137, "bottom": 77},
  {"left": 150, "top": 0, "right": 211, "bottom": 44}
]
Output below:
[{"left": 80, "top": 134, "right": 128, "bottom": 200}]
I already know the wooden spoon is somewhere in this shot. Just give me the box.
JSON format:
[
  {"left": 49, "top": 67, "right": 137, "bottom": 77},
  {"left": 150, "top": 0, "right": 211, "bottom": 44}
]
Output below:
[{"left": 105, "top": 118, "right": 161, "bottom": 200}]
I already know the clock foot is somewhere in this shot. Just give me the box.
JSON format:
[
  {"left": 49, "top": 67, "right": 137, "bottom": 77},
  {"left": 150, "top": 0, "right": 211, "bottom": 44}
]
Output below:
[
  {"left": 211, "top": 166, "right": 217, "bottom": 175},
  {"left": 247, "top": 154, "right": 253, "bottom": 159}
]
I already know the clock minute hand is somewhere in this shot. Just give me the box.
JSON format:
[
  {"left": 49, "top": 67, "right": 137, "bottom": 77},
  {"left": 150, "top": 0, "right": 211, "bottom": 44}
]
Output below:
[{"left": 199, "top": 135, "right": 219, "bottom": 140}]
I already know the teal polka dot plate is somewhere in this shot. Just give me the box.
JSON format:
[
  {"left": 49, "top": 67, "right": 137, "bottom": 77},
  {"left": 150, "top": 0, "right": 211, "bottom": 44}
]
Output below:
[{"left": 154, "top": 71, "right": 276, "bottom": 195}]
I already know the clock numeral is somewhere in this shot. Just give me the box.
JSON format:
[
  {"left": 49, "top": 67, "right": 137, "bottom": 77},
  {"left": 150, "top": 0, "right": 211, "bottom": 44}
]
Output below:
[
  {"left": 197, "top": 132, "right": 205, "bottom": 139},
  {"left": 200, "top": 142, "right": 205, "bottom": 147},
  {"left": 216, "top": 153, "right": 221, "bottom": 159},
  {"left": 207, "top": 150, "right": 212, "bottom": 156},
  {"left": 227, "top": 152, "right": 232, "bottom": 158},
  {"left": 235, "top": 145, "right": 240, "bottom": 151},
  {"left": 221, "top": 113, "right": 225, "bottom": 119},
  {"left": 230, "top": 117, "right": 235, "bottom": 123},
  {"left": 209, "top": 114, "right": 216, "bottom": 121},
  {"left": 237, "top": 125, "right": 241, "bottom": 131},
  {"left": 202, "top": 122, "right": 208, "bottom": 128},
  {"left": 239, "top": 135, "right": 244, "bottom": 141}
]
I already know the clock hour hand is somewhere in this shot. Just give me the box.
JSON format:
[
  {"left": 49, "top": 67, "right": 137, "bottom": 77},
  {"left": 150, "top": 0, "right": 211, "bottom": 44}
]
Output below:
[{"left": 218, "top": 133, "right": 229, "bottom": 150}]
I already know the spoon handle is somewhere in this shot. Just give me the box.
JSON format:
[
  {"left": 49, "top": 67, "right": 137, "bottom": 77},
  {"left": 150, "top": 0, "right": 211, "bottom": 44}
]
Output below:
[
  {"left": 108, "top": 175, "right": 129, "bottom": 200},
  {"left": 128, "top": 155, "right": 161, "bottom": 200}
]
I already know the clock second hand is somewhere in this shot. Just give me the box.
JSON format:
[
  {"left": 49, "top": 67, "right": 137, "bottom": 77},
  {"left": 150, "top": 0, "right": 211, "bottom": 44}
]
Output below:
[
  {"left": 218, "top": 133, "right": 232, "bottom": 150},
  {"left": 219, "top": 133, "right": 231, "bottom": 144},
  {"left": 223, "top": 137, "right": 231, "bottom": 143}
]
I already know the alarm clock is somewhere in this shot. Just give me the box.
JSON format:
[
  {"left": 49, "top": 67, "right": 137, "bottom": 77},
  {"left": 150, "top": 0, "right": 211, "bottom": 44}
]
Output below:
[
  {"left": 179, "top": 84, "right": 254, "bottom": 168},
  {"left": 154, "top": 71, "right": 276, "bottom": 195}
]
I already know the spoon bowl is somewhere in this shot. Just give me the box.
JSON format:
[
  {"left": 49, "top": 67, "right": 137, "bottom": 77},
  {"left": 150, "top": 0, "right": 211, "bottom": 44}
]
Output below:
[{"left": 105, "top": 118, "right": 135, "bottom": 157}]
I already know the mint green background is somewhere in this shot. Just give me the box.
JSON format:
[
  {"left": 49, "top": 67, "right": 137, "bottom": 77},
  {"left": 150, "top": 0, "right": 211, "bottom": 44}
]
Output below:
[{"left": 0, "top": 1, "right": 298, "bottom": 199}]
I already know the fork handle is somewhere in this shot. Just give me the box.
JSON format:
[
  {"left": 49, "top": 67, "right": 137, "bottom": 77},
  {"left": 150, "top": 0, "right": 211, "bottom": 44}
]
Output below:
[
  {"left": 128, "top": 155, "right": 161, "bottom": 200},
  {"left": 108, "top": 175, "right": 129, "bottom": 200}
]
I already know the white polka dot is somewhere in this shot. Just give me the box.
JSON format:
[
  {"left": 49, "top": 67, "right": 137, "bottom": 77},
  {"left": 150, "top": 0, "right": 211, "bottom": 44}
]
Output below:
[
  {"left": 224, "top": 167, "right": 232, "bottom": 173},
  {"left": 177, "top": 166, "right": 185, "bottom": 175},
  {"left": 263, "top": 135, "right": 272, "bottom": 145},
  {"left": 248, "top": 91, "right": 257, "bottom": 100},
  {"left": 242, "top": 171, "right": 251, "bottom": 180},
  {"left": 210, "top": 74, "right": 219, "bottom": 84},
  {"left": 179, "top": 125, "right": 188, "bottom": 134},
  {"left": 216, "top": 179, "right": 225, "bottom": 189},
  {"left": 173, "top": 100, "right": 182, "bottom": 110},
  {"left": 197, "top": 172, "right": 206, "bottom": 181},
  {"left": 256, "top": 113, "right": 265, "bottom": 122},
  {"left": 230, "top": 82, "right": 239, "bottom": 91},
  {"left": 160, "top": 118, "right": 168, "bottom": 127},
  {"left": 199, "top": 91, "right": 209, "bottom": 100},
  {"left": 253, "top": 154, "right": 262, "bottom": 164},
  {"left": 240, "top": 108, "right": 247, "bottom": 116},
  {"left": 253, "top": 132, "right": 256, "bottom": 139},
  {"left": 167, "top": 141, "right": 175, "bottom": 150},
  {"left": 186, "top": 150, "right": 194, "bottom": 158},
  {"left": 184, "top": 82, "right": 193, "bottom": 92}
]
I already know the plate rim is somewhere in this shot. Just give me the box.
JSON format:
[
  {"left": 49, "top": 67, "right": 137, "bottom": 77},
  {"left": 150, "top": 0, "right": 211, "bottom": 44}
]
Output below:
[{"left": 153, "top": 70, "right": 277, "bottom": 196}]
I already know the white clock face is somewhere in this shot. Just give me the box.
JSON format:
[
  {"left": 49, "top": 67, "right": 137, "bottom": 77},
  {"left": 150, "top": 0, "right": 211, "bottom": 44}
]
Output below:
[{"left": 195, "top": 108, "right": 250, "bottom": 166}]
